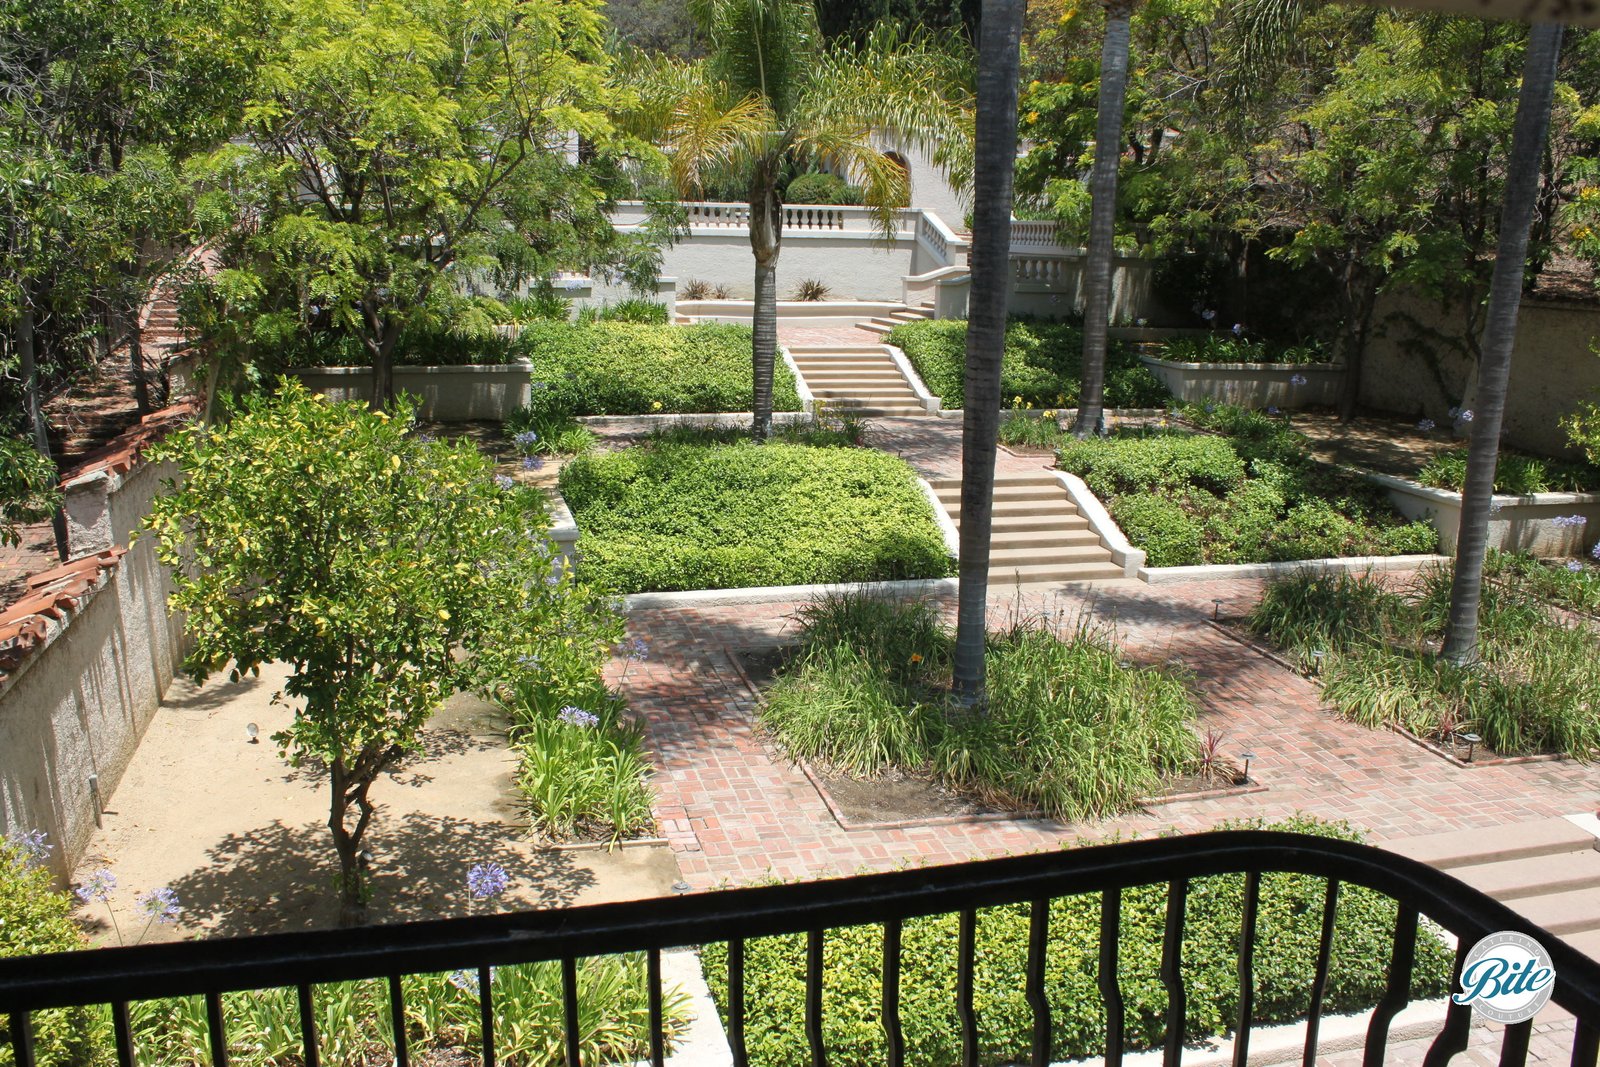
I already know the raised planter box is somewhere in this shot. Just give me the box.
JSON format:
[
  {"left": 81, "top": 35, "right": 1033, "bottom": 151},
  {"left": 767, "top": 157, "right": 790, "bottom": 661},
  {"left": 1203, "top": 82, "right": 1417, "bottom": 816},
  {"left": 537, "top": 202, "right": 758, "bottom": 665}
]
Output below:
[
  {"left": 676, "top": 299, "right": 905, "bottom": 327},
  {"left": 1137, "top": 355, "right": 1344, "bottom": 409},
  {"left": 1363, "top": 471, "right": 1600, "bottom": 555},
  {"left": 291, "top": 363, "right": 532, "bottom": 422}
]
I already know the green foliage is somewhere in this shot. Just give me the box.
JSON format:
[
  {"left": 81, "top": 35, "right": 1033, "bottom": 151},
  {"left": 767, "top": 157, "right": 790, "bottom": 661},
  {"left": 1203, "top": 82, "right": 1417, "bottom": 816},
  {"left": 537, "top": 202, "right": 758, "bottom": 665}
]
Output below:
[
  {"left": 146, "top": 381, "right": 579, "bottom": 916},
  {"left": 1250, "top": 567, "right": 1600, "bottom": 758},
  {"left": 790, "top": 278, "right": 832, "bottom": 301},
  {"left": 576, "top": 300, "right": 671, "bottom": 325},
  {"left": 701, "top": 816, "right": 1452, "bottom": 1066},
  {"left": 885, "top": 319, "right": 1166, "bottom": 410},
  {"left": 1058, "top": 409, "right": 1437, "bottom": 567},
  {"left": 761, "top": 594, "right": 1198, "bottom": 820},
  {"left": 0, "top": 436, "right": 59, "bottom": 547},
  {"left": 1161, "top": 336, "right": 1331, "bottom": 365},
  {"left": 994, "top": 414, "right": 1072, "bottom": 450},
  {"left": 784, "top": 172, "right": 864, "bottom": 204},
  {"left": 1416, "top": 447, "right": 1600, "bottom": 494},
  {"left": 558, "top": 442, "right": 953, "bottom": 593},
  {"left": 1482, "top": 550, "right": 1600, "bottom": 616},
  {"left": 514, "top": 322, "right": 800, "bottom": 417},
  {"left": 0, "top": 835, "right": 101, "bottom": 1067}
]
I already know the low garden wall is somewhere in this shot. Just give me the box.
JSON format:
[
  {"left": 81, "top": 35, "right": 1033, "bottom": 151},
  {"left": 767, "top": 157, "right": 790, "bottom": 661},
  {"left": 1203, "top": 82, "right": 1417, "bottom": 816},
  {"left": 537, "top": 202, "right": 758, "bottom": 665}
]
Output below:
[
  {"left": 1137, "top": 356, "right": 1345, "bottom": 409},
  {"left": 1365, "top": 471, "right": 1600, "bottom": 555},
  {"left": 291, "top": 363, "right": 533, "bottom": 422},
  {"left": 0, "top": 403, "right": 194, "bottom": 883}
]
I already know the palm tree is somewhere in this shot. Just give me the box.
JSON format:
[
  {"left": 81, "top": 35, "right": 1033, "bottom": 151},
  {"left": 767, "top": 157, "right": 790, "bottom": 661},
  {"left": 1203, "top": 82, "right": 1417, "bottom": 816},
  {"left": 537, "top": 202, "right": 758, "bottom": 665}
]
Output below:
[
  {"left": 952, "top": 0, "right": 1026, "bottom": 705},
  {"left": 1073, "top": 0, "right": 1135, "bottom": 439},
  {"left": 1441, "top": 21, "right": 1564, "bottom": 664},
  {"left": 626, "top": 0, "right": 972, "bottom": 440}
]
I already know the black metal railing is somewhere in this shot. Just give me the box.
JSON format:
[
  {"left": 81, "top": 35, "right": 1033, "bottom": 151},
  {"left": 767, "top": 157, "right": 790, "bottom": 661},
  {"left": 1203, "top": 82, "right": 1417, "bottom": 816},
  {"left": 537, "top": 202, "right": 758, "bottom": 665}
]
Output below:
[{"left": 5, "top": 830, "right": 1600, "bottom": 1067}]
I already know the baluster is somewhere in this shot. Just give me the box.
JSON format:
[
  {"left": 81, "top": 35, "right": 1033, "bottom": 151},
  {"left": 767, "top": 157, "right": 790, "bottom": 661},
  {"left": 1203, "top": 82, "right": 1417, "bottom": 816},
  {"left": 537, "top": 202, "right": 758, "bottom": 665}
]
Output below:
[
  {"left": 1421, "top": 941, "right": 1471, "bottom": 1067},
  {"left": 9, "top": 1011, "right": 36, "bottom": 1067},
  {"left": 1099, "top": 890, "right": 1125, "bottom": 1067},
  {"left": 805, "top": 930, "right": 827, "bottom": 1067},
  {"left": 1360, "top": 904, "right": 1418, "bottom": 1067},
  {"left": 480, "top": 965, "right": 496, "bottom": 1067},
  {"left": 297, "top": 984, "right": 320, "bottom": 1067},
  {"left": 1571, "top": 1018, "right": 1600, "bottom": 1067},
  {"left": 958, "top": 909, "right": 978, "bottom": 1067},
  {"left": 883, "top": 920, "right": 905, "bottom": 1067},
  {"left": 1303, "top": 880, "right": 1340, "bottom": 1066},
  {"left": 1026, "top": 899, "right": 1052, "bottom": 1067},
  {"left": 205, "top": 991, "right": 230, "bottom": 1067},
  {"left": 648, "top": 949, "right": 665, "bottom": 1067},
  {"left": 1232, "top": 872, "right": 1260, "bottom": 1067},
  {"left": 1160, "top": 880, "right": 1188, "bottom": 1067},
  {"left": 561, "top": 958, "right": 580, "bottom": 1067},
  {"left": 1499, "top": 1020, "right": 1532, "bottom": 1067},
  {"left": 728, "top": 939, "right": 749, "bottom": 1067},
  {"left": 111, "top": 1001, "right": 134, "bottom": 1067},
  {"left": 388, "top": 975, "right": 409, "bottom": 1067}
]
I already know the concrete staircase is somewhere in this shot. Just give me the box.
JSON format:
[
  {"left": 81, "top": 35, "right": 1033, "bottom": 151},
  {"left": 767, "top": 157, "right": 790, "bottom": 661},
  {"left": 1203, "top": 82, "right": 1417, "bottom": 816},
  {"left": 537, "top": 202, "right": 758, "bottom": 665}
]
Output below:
[
  {"left": 928, "top": 471, "right": 1123, "bottom": 585},
  {"left": 855, "top": 302, "right": 936, "bottom": 338},
  {"left": 788, "top": 345, "right": 930, "bottom": 417},
  {"left": 1387, "top": 816, "right": 1600, "bottom": 961}
]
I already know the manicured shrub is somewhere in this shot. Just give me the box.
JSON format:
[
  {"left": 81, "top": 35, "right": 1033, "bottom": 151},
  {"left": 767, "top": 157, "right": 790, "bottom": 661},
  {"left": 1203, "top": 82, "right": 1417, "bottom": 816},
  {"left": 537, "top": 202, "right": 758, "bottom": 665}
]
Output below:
[
  {"left": 559, "top": 443, "right": 952, "bottom": 593},
  {"left": 1109, "top": 495, "right": 1204, "bottom": 568},
  {"left": 784, "top": 172, "right": 862, "bottom": 205},
  {"left": 700, "top": 816, "right": 1452, "bottom": 1066},
  {"left": 576, "top": 299, "right": 670, "bottom": 324},
  {"left": 1416, "top": 447, "right": 1600, "bottom": 494},
  {"left": 760, "top": 595, "right": 1199, "bottom": 821},
  {"left": 514, "top": 322, "right": 800, "bottom": 417},
  {"left": 0, "top": 834, "right": 101, "bottom": 1067},
  {"left": 1059, "top": 434, "right": 1245, "bottom": 497},
  {"left": 885, "top": 319, "right": 1166, "bottom": 410},
  {"left": 1161, "top": 335, "right": 1331, "bottom": 364},
  {"left": 0, "top": 436, "right": 60, "bottom": 548}
]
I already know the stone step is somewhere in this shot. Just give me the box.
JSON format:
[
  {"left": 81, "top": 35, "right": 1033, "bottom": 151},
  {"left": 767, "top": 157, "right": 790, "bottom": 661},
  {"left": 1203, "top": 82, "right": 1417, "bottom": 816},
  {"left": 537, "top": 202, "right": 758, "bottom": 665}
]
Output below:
[
  {"left": 991, "top": 528, "right": 1099, "bottom": 548},
  {"left": 936, "top": 485, "right": 1063, "bottom": 503},
  {"left": 1385, "top": 819, "right": 1597, "bottom": 871},
  {"left": 1567, "top": 928, "right": 1600, "bottom": 962},
  {"left": 1453, "top": 850, "right": 1600, "bottom": 903},
  {"left": 946, "top": 499, "right": 1079, "bottom": 517},
  {"left": 989, "top": 544, "right": 1110, "bottom": 566},
  {"left": 1511, "top": 887, "right": 1600, "bottom": 937},
  {"left": 888, "top": 310, "right": 930, "bottom": 322},
  {"left": 810, "top": 386, "right": 918, "bottom": 397},
  {"left": 801, "top": 376, "right": 910, "bottom": 387},
  {"left": 987, "top": 561, "right": 1125, "bottom": 584},
  {"left": 819, "top": 405, "right": 928, "bottom": 417},
  {"left": 791, "top": 362, "right": 900, "bottom": 374},
  {"left": 956, "top": 516, "right": 1094, "bottom": 533},
  {"left": 856, "top": 321, "right": 894, "bottom": 336},
  {"left": 928, "top": 472, "right": 1062, "bottom": 490}
]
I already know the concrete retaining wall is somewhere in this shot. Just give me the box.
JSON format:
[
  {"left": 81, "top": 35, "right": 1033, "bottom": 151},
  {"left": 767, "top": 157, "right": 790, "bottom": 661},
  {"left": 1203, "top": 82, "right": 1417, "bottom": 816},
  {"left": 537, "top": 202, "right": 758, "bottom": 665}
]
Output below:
[
  {"left": 1138, "top": 356, "right": 1346, "bottom": 409},
  {"left": 1365, "top": 471, "right": 1600, "bottom": 555},
  {"left": 291, "top": 363, "right": 534, "bottom": 422}
]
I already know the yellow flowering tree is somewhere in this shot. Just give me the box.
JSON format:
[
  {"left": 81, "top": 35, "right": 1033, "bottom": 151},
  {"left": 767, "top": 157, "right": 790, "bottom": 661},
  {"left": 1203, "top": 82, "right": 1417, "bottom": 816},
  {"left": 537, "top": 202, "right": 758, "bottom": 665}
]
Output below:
[{"left": 147, "top": 381, "right": 575, "bottom": 925}]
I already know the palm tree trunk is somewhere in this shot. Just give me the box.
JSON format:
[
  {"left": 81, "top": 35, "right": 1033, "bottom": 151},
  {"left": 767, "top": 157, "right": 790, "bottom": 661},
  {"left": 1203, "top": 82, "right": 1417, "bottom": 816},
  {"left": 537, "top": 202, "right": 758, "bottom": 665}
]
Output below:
[
  {"left": 952, "top": 0, "right": 1026, "bottom": 706},
  {"left": 749, "top": 180, "right": 783, "bottom": 441},
  {"left": 1073, "top": 0, "right": 1135, "bottom": 438},
  {"left": 1441, "top": 22, "right": 1564, "bottom": 665}
]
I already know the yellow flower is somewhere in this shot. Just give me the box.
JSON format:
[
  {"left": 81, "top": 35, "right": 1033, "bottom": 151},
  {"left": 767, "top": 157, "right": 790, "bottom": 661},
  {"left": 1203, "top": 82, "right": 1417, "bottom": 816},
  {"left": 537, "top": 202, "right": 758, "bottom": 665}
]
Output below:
[
  {"left": 651, "top": 400, "right": 663, "bottom": 411},
  {"left": 909, "top": 653, "right": 924, "bottom": 665},
  {"left": 1025, "top": 111, "right": 1039, "bottom": 124},
  {"left": 437, "top": 609, "right": 451, "bottom": 621},
  {"left": 1043, "top": 410, "right": 1055, "bottom": 418},
  {"left": 1013, "top": 395, "right": 1023, "bottom": 406}
]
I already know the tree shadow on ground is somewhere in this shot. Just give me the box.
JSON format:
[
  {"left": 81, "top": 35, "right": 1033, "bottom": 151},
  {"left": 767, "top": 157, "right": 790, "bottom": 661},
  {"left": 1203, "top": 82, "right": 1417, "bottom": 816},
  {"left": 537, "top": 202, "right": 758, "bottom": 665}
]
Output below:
[{"left": 161, "top": 813, "right": 598, "bottom": 938}]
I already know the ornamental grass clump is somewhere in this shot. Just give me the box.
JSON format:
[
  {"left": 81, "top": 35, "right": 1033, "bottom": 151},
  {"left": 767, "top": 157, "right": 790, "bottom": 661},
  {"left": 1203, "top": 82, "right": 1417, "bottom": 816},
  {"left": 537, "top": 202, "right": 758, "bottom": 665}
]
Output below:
[{"left": 760, "top": 594, "right": 1200, "bottom": 821}]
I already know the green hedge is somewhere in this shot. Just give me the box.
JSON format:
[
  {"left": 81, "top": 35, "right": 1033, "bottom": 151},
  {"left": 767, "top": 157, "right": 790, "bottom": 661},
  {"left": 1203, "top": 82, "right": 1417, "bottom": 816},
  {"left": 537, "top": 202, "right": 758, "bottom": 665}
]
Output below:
[
  {"left": 515, "top": 322, "right": 801, "bottom": 418},
  {"left": 1417, "top": 447, "right": 1600, "bottom": 494},
  {"left": 1058, "top": 406, "right": 1438, "bottom": 567},
  {"left": 701, "top": 816, "right": 1452, "bottom": 1066},
  {"left": 1161, "top": 335, "right": 1331, "bottom": 365},
  {"left": 884, "top": 319, "right": 1167, "bottom": 410},
  {"left": 1, "top": 836, "right": 99, "bottom": 1067},
  {"left": 558, "top": 441, "right": 953, "bottom": 593}
]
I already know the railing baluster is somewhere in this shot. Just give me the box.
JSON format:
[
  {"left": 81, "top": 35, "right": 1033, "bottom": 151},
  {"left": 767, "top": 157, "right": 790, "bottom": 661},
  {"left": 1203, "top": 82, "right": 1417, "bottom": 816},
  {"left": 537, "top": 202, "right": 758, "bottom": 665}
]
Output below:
[
  {"left": 805, "top": 930, "right": 827, "bottom": 1067},
  {"left": 111, "top": 999, "right": 134, "bottom": 1067},
  {"left": 1360, "top": 904, "right": 1418, "bottom": 1067},
  {"left": 297, "top": 984, "right": 319, "bottom": 1067},
  {"left": 1099, "top": 890, "right": 1125, "bottom": 1067},
  {"left": 882, "top": 920, "right": 905, "bottom": 1067},
  {"left": 647, "top": 949, "right": 665, "bottom": 1067},
  {"left": 204, "top": 991, "right": 229, "bottom": 1067},
  {"left": 1498, "top": 1020, "right": 1532, "bottom": 1067},
  {"left": 8, "top": 1011, "right": 36, "bottom": 1067},
  {"left": 1571, "top": 1018, "right": 1600, "bottom": 1067},
  {"left": 1421, "top": 941, "right": 1472, "bottom": 1067},
  {"left": 388, "top": 974, "right": 409, "bottom": 1067},
  {"left": 1232, "top": 871, "right": 1261, "bottom": 1067},
  {"left": 1027, "top": 899, "right": 1051, "bottom": 1067},
  {"left": 479, "top": 965, "right": 496, "bottom": 1067},
  {"left": 561, "top": 958, "right": 580, "bottom": 1067},
  {"left": 1302, "top": 879, "right": 1340, "bottom": 1067},
  {"left": 728, "top": 939, "right": 749, "bottom": 1067},
  {"left": 1160, "top": 880, "right": 1189, "bottom": 1067},
  {"left": 958, "top": 909, "right": 978, "bottom": 1067}
]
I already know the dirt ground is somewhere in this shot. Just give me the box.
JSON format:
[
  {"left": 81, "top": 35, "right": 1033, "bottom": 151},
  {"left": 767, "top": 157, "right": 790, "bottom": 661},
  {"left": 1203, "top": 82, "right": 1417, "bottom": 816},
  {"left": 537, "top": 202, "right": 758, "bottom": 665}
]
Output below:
[
  {"left": 1289, "top": 409, "right": 1452, "bottom": 477},
  {"left": 72, "top": 661, "right": 680, "bottom": 944}
]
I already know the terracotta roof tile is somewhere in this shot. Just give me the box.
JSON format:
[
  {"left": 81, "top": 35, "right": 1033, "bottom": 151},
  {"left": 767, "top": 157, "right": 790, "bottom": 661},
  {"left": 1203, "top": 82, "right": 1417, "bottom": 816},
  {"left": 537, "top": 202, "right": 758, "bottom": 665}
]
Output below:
[
  {"left": 0, "top": 547, "right": 129, "bottom": 685},
  {"left": 59, "top": 397, "right": 199, "bottom": 489}
]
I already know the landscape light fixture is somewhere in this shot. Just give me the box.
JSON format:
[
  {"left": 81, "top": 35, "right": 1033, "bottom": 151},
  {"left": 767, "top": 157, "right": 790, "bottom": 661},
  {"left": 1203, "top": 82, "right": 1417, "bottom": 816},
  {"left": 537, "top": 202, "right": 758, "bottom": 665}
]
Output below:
[
  {"left": 246, "top": 722, "right": 260, "bottom": 744},
  {"left": 672, "top": 881, "right": 691, "bottom": 895},
  {"left": 1459, "top": 732, "right": 1481, "bottom": 763},
  {"left": 1212, "top": 598, "right": 1224, "bottom": 620},
  {"left": 1239, "top": 751, "right": 1255, "bottom": 784},
  {"left": 1310, "top": 650, "right": 1326, "bottom": 675}
]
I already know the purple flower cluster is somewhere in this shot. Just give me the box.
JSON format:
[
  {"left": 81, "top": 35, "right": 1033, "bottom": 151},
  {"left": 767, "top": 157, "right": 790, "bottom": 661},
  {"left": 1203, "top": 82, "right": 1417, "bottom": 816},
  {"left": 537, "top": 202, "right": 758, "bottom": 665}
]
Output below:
[
  {"left": 1266, "top": 405, "right": 1280, "bottom": 416},
  {"left": 617, "top": 637, "right": 649, "bottom": 662},
  {"left": 494, "top": 474, "right": 516, "bottom": 490},
  {"left": 1568, "top": 561, "right": 1585, "bottom": 573},
  {"left": 9, "top": 830, "right": 51, "bottom": 867},
  {"left": 559, "top": 705, "right": 600, "bottom": 728},
  {"left": 512, "top": 430, "right": 539, "bottom": 448},
  {"left": 1553, "top": 515, "right": 1589, "bottom": 528},
  {"left": 522, "top": 455, "right": 544, "bottom": 472},
  {"left": 1289, "top": 374, "right": 1308, "bottom": 386},
  {"left": 1417, "top": 418, "right": 1436, "bottom": 432},
  {"left": 136, "top": 887, "right": 182, "bottom": 925},
  {"left": 76, "top": 869, "right": 117, "bottom": 904},
  {"left": 467, "top": 862, "right": 510, "bottom": 900},
  {"left": 1231, "top": 323, "right": 1244, "bottom": 337},
  {"left": 1458, "top": 409, "right": 1475, "bottom": 423},
  {"left": 1591, "top": 541, "right": 1600, "bottom": 561}
]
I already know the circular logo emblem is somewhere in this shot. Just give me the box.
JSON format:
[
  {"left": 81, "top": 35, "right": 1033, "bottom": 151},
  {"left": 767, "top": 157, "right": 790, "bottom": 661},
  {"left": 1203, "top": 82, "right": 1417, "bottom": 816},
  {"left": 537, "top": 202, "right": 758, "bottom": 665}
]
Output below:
[{"left": 1452, "top": 931, "right": 1556, "bottom": 1023}]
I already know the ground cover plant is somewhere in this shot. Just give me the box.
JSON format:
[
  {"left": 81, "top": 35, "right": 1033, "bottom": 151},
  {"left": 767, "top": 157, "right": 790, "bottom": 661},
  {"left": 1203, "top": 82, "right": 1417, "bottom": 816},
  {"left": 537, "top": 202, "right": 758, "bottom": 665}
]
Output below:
[
  {"left": 1416, "top": 447, "right": 1600, "bottom": 493},
  {"left": 1159, "top": 336, "right": 1332, "bottom": 365},
  {"left": 995, "top": 413, "right": 1074, "bottom": 451},
  {"left": 514, "top": 321, "right": 800, "bottom": 417},
  {"left": 1058, "top": 404, "right": 1437, "bottom": 567},
  {"left": 885, "top": 319, "right": 1166, "bottom": 410},
  {"left": 759, "top": 595, "right": 1201, "bottom": 820},
  {"left": 700, "top": 815, "right": 1452, "bottom": 1065},
  {"left": 558, "top": 444, "right": 952, "bottom": 593},
  {"left": 1248, "top": 564, "right": 1600, "bottom": 758}
]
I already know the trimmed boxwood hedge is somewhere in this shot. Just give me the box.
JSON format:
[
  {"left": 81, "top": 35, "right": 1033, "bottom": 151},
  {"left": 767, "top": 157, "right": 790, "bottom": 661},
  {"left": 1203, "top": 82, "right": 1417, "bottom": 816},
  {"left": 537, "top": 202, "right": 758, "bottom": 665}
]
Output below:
[
  {"left": 515, "top": 321, "right": 801, "bottom": 417},
  {"left": 558, "top": 441, "right": 953, "bottom": 593},
  {"left": 700, "top": 817, "right": 1452, "bottom": 1066},
  {"left": 884, "top": 319, "right": 1167, "bottom": 410}
]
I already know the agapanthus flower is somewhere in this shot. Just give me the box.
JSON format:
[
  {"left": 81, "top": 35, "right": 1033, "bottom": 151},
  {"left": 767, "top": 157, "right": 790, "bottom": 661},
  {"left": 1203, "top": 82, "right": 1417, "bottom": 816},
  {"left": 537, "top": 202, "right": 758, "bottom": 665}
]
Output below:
[
  {"left": 1266, "top": 405, "right": 1280, "bottom": 416},
  {"left": 494, "top": 475, "right": 516, "bottom": 490},
  {"left": 136, "top": 887, "right": 182, "bottom": 925},
  {"left": 1417, "top": 419, "right": 1435, "bottom": 432},
  {"left": 1458, "top": 409, "right": 1474, "bottom": 422},
  {"left": 1568, "top": 561, "right": 1584, "bottom": 573},
  {"left": 559, "top": 706, "right": 600, "bottom": 728},
  {"left": 76, "top": 869, "right": 117, "bottom": 904},
  {"left": 467, "top": 863, "right": 510, "bottom": 900},
  {"left": 1289, "top": 374, "right": 1308, "bottom": 386},
  {"left": 522, "top": 456, "right": 544, "bottom": 472},
  {"left": 617, "top": 637, "right": 649, "bottom": 662},
  {"left": 1201, "top": 309, "right": 1217, "bottom": 322},
  {"left": 512, "top": 430, "right": 539, "bottom": 447},
  {"left": 1590, "top": 540, "right": 1600, "bottom": 561},
  {"left": 10, "top": 830, "right": 51, "bottom": 866},
  {"left": 1231, "top": 323, "right": 1244, "bottom": 337},
  {"left": 1553, "top": 514, "right": 1589, "bottom": 528}
]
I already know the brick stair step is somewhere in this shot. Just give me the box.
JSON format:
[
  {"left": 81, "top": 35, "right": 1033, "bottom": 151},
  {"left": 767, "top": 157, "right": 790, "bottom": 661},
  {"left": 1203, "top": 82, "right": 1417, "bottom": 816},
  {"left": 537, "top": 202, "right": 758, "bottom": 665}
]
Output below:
[
  {"left": 1453, "top": 850, "right": 1600, "bottom": 902},
  {"left": 988, "top": 562, "right": 1123, "bottom": 584},
  {"left": 1511, "top": 887, "right": 1600, "bottom": 936},
  {"left": 1385, "top": 819, "right": 1597, "bottom": 871}
]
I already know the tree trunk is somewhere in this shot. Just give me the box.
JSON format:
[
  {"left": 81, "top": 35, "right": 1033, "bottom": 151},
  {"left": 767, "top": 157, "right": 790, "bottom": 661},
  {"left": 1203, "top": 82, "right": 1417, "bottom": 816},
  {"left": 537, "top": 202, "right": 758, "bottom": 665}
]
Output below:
[
  {"left": 328, "top": 757, "right": 377, "bottom": 927},
  {"left": 130, "top": 313, "right": 150, "bottom": 415},
  {"left": 749, "top": 180, "right": 783, "bottom": 441},
  {"left": 1073, "top": 0, "right": 1135, "bottom": 438},
  {"left": 18, "top": 300, "right": 68, "bottom": 562},
  {"left": 369, "top": 338, "right": 394, "bottom": 413},
  {"left": 1441, "top": 22, "right": 1563, "bottom": 666},
  {"left": 952, "top": 0, "right": 1026, "bottom": 706},
  {"left": 1336, "top": 276, "right": 1377, "bottom": 422}
]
